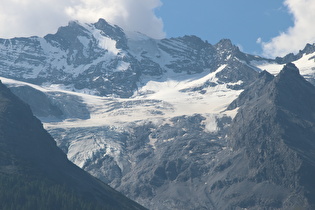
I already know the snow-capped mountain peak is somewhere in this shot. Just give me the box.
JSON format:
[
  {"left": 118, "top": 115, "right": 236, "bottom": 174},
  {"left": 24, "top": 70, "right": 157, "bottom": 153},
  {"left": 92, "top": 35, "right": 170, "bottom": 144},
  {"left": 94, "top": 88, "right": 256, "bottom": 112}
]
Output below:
[
  {"left": 2, "top": 18, "right": 315, "bottom": 209},
  {"left": 0, "top": 18, "right": 261, "bottom": 98}
]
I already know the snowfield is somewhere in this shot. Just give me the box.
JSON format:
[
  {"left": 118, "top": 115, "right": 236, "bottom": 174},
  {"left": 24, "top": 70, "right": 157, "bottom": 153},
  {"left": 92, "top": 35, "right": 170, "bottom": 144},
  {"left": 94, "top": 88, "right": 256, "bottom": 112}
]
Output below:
[
  {"left": 251, "top": 51, "right": 315, "bottom": 78},
  {"left": 0, "top": 64, "right": 241, "bottom": 130}
]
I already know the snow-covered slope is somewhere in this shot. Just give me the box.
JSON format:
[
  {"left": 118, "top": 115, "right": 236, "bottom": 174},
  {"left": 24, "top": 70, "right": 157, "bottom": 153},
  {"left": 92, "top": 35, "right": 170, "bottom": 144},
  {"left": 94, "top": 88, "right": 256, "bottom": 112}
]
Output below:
[
  {"left": 1, "top": 63, "right": 239, "bottom": 128},
  {"left": 2, "top": 18, "right": 315, "bottom": 209},
  {"left": 251, "top": 44, "right": 315, "bottom": 84}
]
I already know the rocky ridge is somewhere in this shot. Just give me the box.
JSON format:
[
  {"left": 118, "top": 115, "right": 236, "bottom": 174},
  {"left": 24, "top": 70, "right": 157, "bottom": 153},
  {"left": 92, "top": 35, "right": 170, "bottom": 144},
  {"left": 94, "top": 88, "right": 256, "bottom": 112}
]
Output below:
[{"left": 0, "top": 19, "right": 261, "bottom": 98}]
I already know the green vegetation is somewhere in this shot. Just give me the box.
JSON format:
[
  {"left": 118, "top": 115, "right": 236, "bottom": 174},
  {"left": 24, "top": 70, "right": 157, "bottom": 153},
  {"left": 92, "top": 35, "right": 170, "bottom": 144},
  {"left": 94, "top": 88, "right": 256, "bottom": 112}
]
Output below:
[{"left": 0, "top": 173, "right": 106, "bottom": 210}]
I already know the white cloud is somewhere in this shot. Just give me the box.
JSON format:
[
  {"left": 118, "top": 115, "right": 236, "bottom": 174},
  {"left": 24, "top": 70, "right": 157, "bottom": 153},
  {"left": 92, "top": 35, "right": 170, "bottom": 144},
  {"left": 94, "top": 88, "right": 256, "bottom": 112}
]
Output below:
[
  {"left": 262, "top": 0, "right": 315, "bottom": 58},
  {"left": 0, "top": 0, "right": 165, "bottom": 39}
]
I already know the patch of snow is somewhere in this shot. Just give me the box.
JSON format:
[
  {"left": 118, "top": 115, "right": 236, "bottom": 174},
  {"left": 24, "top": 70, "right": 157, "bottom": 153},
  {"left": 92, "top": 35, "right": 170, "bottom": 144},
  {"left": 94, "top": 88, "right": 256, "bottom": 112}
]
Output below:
[
  {"left": 293, "top": 52, "right": 315, "bottom": 77},
  {"left": 251, "top": 60, "right": 283, "bottom": 75},
  {"left": 98, "top": 36, "right": 119, "bottom": 55},
  {"left": 224, "top": 108, "right": 239, "bottom": 119},
  {"left": 148, "top": 133, "right": 157, "bottom": 150},
  {"left": 86, "top": 24, "right": 120, "bottom": 56},
  {"left": 67, "top": 134, "right": 106, "bottom": 168},
  {"left": 163, "top": 138, "right": 175, "bottom": 143},
  {"left": 202, "top": 114, "right": 218, "bottom": 133},
  {"left": 115, "top": 61, "right": 130, "bottom": 72},
  {"left": 66, "top": 131, "right": 124, "bottom": 170}
]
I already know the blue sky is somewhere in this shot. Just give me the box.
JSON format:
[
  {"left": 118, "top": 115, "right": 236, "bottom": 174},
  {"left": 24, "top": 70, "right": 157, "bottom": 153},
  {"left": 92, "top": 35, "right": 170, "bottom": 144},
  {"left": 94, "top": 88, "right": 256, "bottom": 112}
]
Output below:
[
  {"left": 156, "top": 0, "right": 293, "bottom": 55},
  {"left": 0, "top": 0, "right": 314, "bottom": 58}
]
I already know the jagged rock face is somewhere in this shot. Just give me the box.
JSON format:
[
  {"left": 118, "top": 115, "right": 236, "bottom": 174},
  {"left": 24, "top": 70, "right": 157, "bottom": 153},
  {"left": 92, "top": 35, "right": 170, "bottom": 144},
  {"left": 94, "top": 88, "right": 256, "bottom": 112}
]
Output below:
[
  {"left": 93, "top": 18, "right": 128, "bottom": 50},
  {"left": 222, "top": 63, "right": 315, "bottom": 209},
  {"left": 48, "top": 114, "right": 233, "bottom": 210},
  {"left": 0, "top": 81, "right": 146, "bottom": 210},
  {"left": 227, "top": 70, "right": 274, "bottom": 110},
  {"left": 0, "top": 18, "right": 261, "bottom": 98},
  {"left": 276, "top": 43, "right": 315, "bottom": 64}
]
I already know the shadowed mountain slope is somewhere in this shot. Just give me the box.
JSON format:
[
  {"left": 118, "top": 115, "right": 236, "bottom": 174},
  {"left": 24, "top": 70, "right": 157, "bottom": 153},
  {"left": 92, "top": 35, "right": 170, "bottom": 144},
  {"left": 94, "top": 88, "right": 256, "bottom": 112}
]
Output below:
[{"left": 0, "top": 81, "right": 146, "bottom": 210}]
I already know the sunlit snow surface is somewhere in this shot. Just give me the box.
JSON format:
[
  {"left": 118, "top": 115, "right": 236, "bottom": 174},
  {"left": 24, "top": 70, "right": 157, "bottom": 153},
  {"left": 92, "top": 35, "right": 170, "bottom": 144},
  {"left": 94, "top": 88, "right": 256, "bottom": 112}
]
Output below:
[
  {"left": 1, "top": 65, "right": 241, "bottom": 170},
  {"left": 0, "top": 64, "right": 240, "bottom": 130},
  {"left": 251, "top": 52, "right": 315, "bottom": 78}
]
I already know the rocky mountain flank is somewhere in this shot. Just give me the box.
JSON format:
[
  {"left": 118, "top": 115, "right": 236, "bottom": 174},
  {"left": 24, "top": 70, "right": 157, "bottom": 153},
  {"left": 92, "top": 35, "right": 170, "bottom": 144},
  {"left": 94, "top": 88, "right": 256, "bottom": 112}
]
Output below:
[
  {"left": 114, "top": 63, "right": 315, "bottom": 210},
  {"left": 215, "top": 63, "right": 315, "bottom": 209},
  {"left": 0, "top": 81, "right": 145, "bottom": 210}
]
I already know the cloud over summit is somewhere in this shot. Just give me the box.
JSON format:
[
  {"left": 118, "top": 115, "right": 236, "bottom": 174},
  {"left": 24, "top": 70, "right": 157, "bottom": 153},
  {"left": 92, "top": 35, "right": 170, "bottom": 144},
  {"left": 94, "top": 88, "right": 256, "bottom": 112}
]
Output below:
[
  {"left": 0, "top": 0, "right": 165, "bottom": 39},
  {"left": 262, "top": 0, "right": 315, "bottom": 57}
]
